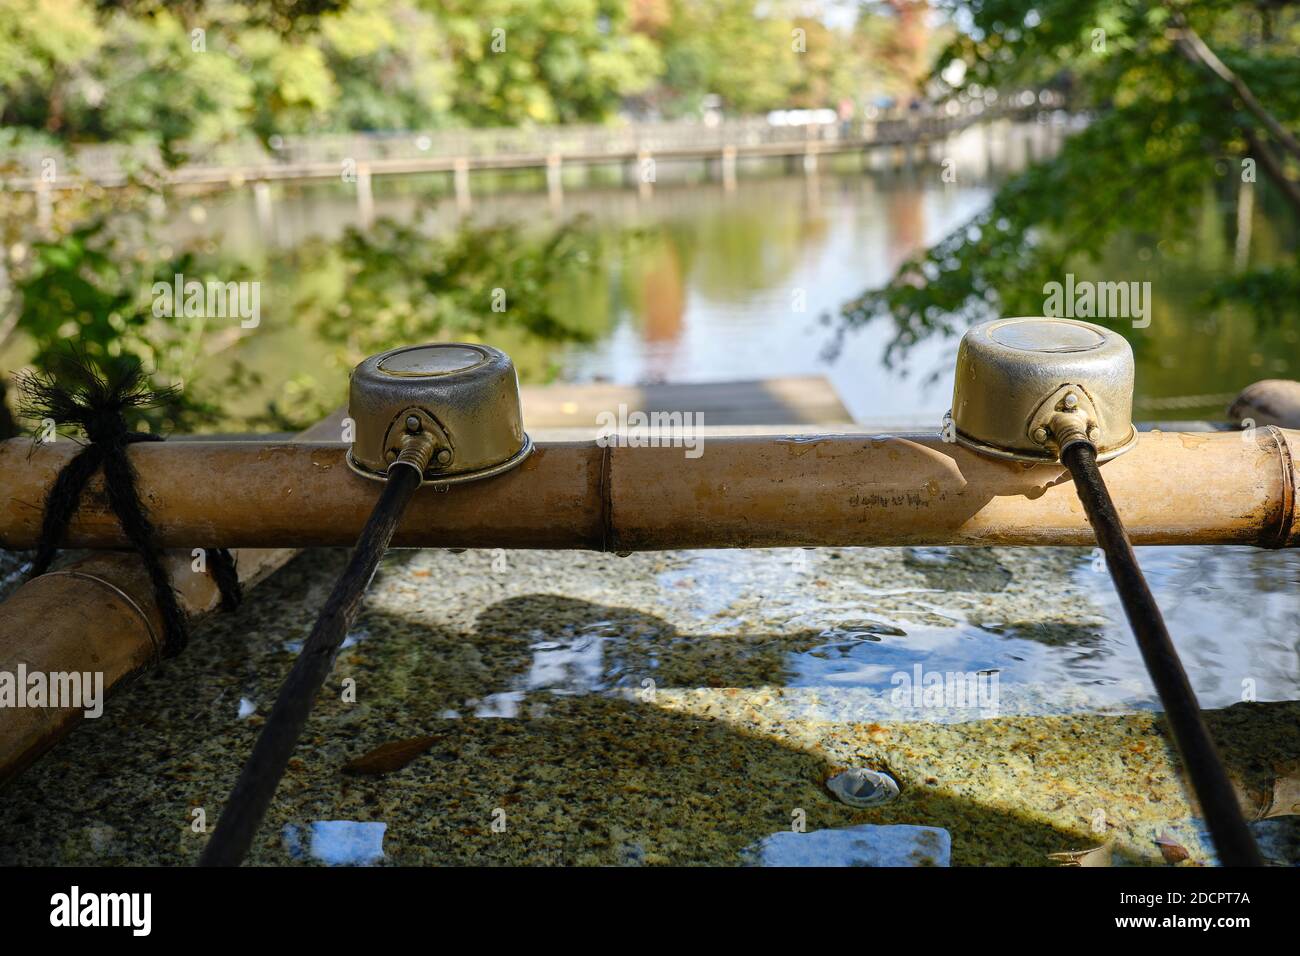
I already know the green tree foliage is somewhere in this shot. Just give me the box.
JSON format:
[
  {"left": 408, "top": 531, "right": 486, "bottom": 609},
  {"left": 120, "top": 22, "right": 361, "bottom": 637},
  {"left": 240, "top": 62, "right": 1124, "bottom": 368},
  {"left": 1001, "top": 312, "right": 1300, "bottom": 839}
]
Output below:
[
  {"left": 834, "top": 0, "right": 1300, "bottom": 360},
  {"left": 651, "top": 0, "right": 801, "bottom": 115},
  {"left": 437, "top": 0, "right": 662, "bottom": 124},
  {"left": 98, "top": 12, "right": 254, "bottom": 161},
  {"left": 0, "top": 170, "right": 621, "bottom": 433},
  {"left": 221, "top": 216, "right": 615, "bottom": 431},
  {"left": 0, "top": 0, "right": 935, "bottom": 147},
  {"left": 0, "top": 0, "right": 100, "bottom": 135},
  {"left": 3, "top": 196, "right": 225, "bottom": 432},
  {"left": 239, "top": 26, "right": 337, "bottom": 140},
  {"left": 320, "top": 0, "right": 454, "bottom": 130}
]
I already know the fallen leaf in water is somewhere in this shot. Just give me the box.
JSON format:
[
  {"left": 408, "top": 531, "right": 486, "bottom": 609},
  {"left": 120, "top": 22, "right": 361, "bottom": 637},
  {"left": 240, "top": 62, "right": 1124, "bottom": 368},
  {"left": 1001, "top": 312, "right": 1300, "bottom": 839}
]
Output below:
[
  {"left": 1048, "top": 837, "right": 1113, "bottom": 867},
  {"left": 343, "top": 736, "right": 441, "bottom": 775},
  {"left": 1156, "top": 832, "right": 1190, "bottom": 864}
]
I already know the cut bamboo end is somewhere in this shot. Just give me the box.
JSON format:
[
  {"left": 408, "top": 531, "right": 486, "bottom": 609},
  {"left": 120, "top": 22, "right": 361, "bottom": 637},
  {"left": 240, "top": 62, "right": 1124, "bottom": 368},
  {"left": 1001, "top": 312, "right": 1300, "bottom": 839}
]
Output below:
[{"left": 1229, "top": 379, "right": 1300, "bottom": 429}]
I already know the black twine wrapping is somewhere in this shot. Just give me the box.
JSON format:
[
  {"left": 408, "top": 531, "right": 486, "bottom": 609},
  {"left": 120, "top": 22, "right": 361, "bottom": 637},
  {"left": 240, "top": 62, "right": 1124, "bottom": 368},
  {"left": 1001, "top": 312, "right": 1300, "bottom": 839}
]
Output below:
[{"left": 15, "top": 355, "right": 242, "bottom": 655}]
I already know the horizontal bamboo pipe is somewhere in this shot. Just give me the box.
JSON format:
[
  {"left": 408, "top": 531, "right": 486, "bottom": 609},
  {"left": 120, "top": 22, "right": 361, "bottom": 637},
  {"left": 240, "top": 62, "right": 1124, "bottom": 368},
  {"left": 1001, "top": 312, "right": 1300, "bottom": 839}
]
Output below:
[
  {"left": 0, "top": 415, "right": 344, "bottom": 789},
  {"left": 2, "top": 428, "right": 1297, "bottom": 550}
]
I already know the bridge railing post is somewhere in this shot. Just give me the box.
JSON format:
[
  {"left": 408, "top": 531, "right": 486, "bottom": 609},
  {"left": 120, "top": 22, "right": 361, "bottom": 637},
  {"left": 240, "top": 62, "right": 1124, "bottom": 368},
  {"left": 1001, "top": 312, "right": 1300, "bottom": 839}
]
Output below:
[
  {"left": 546, "top": 153, "right": 563, "bottom": 208},
  {"left": 355, "top": 162, "right": 374, "bottom": 228},
  {"left": 453, "top": 157, "right": 471, "bottom": 213},
  {"left": 721, "top": 146, "right": 736, "bottom": 191},
  {"left": 253, "top": 181, "right": 273, "bottom": 238}
]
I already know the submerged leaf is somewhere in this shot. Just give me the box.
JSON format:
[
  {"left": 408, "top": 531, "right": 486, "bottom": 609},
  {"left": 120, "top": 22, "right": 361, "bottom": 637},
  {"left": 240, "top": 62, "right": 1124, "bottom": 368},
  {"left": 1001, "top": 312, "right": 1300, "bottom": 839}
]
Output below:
[
  {"left": 343, "top": 735, "right": 441, "bottom": 775},
  {"left": 1155, "top": 832, "right": 1190, "bottom": 864},
  {"left": 1048, "top": 837, "right": 1113, "bottom": 867}
]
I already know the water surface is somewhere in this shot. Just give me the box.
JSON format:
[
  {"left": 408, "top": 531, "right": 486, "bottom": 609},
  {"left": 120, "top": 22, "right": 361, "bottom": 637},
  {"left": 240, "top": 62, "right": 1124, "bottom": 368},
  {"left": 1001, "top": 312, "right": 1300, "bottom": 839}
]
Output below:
[{"left": 7, "top": 119, "right": 1298, "bottom": 866}]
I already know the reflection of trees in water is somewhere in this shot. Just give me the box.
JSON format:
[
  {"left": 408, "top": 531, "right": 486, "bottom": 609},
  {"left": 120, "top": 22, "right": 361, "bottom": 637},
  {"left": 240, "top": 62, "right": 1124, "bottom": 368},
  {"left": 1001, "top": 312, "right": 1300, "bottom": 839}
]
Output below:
[
  {"left": 885, "top": 187, "right": 926, "bottom": 274},
  {"left": 202, "top": 216, "right": 629, "bottom": 430},
  {"left": 834, "top": 171, "right": 1299, "bottom": 401},
  {"left": 1, "top": 189, "right": 635, "bottom": 433},
  {"left": 635, "top": 240, "right": 686, "bottom": 346},
  {"left": 659, "top": 180, "right": 829, "bottom": 304},
  {"left": 1086, "top": 217, "right": 1299, "bottom": 406}
]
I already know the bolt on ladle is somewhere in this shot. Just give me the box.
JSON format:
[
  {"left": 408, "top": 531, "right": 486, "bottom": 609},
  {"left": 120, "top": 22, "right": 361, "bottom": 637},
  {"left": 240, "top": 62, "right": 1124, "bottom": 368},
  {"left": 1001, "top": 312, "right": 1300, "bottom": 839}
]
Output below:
[
  {"left": 199, "top": 343, "right": 532, "bottom": 867},
  {"left": 947, "top": 317, "right": 1262, "bottom": 867}
]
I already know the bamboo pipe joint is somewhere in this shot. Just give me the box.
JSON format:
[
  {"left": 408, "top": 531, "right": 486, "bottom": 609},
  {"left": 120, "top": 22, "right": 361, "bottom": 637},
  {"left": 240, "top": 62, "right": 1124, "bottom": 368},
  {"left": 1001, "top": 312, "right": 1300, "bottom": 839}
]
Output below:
[
  {"left": 344, "top": 343, "right": 533, "bottom": 485},
  {"left": 948, "top": 317, "right": 1139, "bottom": 463}
]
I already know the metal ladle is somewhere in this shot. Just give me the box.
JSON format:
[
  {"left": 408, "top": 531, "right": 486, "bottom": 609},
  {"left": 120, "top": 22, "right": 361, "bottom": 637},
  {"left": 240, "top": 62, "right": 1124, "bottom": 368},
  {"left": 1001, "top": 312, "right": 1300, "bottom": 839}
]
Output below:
[
  {"left": 199, "top": 343, "right": 532, "bottom": 866},
  {"left": 948, "top": 317, "right": 1262, "bottom": 867}
]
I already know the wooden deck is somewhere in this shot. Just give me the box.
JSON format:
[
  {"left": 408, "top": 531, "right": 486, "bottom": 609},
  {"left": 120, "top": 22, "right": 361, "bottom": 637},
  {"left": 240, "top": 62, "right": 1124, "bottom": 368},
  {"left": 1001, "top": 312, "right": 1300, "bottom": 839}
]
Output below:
[{"left": 520, "top": 375, "right": 853, "bottom": 433}]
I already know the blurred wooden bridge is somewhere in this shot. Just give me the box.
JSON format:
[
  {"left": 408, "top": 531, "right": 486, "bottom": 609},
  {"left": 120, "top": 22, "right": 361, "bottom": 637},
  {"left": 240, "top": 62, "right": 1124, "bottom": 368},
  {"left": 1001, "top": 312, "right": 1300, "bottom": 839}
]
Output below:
[{"left": 3, "top": 92, "right": 1059, "bottom": 225}]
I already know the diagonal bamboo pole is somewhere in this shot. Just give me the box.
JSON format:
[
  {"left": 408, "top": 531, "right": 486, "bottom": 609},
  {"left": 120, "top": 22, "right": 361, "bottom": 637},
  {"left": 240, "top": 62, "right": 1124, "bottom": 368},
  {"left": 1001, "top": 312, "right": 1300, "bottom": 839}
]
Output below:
[{"left": 0, "top": 413, "right": 346, "bottom": 789}]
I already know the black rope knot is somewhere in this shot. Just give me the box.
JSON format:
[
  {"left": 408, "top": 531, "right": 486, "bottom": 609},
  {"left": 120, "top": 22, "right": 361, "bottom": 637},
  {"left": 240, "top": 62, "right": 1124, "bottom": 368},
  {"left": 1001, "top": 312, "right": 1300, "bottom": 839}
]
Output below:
[
  {"left": 85, "top": 408, "right": 137, "bottom": 446},
  {"left": 15, "top": 354, "right": 243, "bottom": 655}
]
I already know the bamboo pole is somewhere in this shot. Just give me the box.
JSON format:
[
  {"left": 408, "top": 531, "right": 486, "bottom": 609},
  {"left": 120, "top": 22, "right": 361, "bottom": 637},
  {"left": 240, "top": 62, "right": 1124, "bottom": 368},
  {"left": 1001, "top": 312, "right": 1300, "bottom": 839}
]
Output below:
[
  {"left": 0, "top": 424, "right": 1295, "bottom": 788},
  {"left": 0, "top": 414, "right": 344, "bottom": 789},
  {"left": 1, "top": 428, "right": 1297, "bottom": 552}
]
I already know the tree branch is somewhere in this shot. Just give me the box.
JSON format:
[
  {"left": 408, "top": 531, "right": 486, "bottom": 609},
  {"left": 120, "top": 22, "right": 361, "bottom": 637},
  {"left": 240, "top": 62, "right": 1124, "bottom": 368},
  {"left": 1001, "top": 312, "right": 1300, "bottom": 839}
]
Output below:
[
  {"left": 1241, "top": 126, "right": 1300, "bottom": 220},
  {"left": 1169, "top": 16, "right": 1300, "bottom": 164}
]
